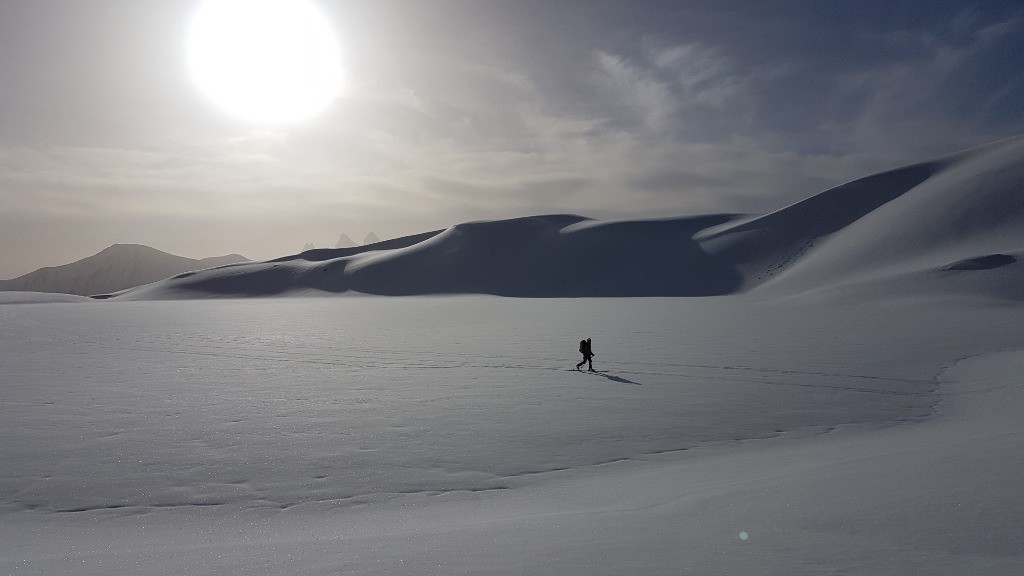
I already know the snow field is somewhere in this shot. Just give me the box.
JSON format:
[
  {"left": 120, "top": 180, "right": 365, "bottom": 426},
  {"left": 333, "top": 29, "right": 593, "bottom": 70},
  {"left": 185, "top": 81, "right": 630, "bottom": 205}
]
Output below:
[{"left": 2, "top": 296, "right": 1023, "bottom": 574}]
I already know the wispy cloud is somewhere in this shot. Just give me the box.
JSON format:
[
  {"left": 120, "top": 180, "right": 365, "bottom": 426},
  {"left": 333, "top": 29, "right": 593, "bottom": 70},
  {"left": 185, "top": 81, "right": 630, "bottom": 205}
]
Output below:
[
  {"left": 596, "top": 52, "right": 678, "bottom": 133},
  {"left": 824, "top": 12, "right": 1024, "bottom": 160},
  {"left": 593, "top": 41, "right": 750, "bottom": 140},
  {"left": 2, "top": 1, "right": 1023, "bottom": 277}
]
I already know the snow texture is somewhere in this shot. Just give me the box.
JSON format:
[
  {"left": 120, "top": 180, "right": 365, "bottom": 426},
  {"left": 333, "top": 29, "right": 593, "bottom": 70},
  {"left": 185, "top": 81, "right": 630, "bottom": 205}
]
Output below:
[
  {"left": 2, "top": 136, "right": 1024, "bottom": 574},
  {"left": 1, "top": 297, "right": 1023, "bottom": 574},
  {"left": 0, "top": 291, "right": 93, "bottom": 304}
]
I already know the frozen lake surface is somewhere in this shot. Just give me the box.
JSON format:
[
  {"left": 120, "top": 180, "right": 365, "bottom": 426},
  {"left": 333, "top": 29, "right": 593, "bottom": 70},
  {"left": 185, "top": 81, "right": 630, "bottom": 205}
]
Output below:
[{"left": 2, "top": 296, "right": 1023, "bottom": 574}]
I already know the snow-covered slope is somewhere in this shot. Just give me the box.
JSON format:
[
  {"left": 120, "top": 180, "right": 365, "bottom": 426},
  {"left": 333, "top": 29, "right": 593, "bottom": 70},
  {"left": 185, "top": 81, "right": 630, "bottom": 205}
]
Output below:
[
  {"left": 719, "top": 135, "right": 1024, "bottom": 299},
  {"left": 3, "top": 296, "right": 1023, "bottom": 574},
  {"left": 113, "top": 215, "right": 743, "bottom": 298},
  {"left": 0, "top": 245, "right": 249, "bottom": 296},
  {"left": 7, "top": 139, "right": 1024, "bottom": 574},
  {"left": 0, "top": 291, "right": 93, "bottom": 304},
  {"left": 108, "top": 135, "right": 1024, "bottom": 301}
]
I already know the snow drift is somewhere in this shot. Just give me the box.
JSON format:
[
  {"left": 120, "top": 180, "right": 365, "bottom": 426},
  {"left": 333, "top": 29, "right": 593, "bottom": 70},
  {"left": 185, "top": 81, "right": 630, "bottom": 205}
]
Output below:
[
  {"left": 0, "top": 291, "right": 93, "bottom": 304},
  {"left": 108, "top": 135, "right": 1024, "bottom": 300}
]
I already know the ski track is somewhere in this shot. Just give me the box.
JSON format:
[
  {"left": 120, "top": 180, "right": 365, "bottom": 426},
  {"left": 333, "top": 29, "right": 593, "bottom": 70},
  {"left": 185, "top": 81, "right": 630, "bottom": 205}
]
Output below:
[
  {"left": 15, "top": 332, "right": 927, "bottom": 398},
  {"left": 4, "top": 308, "right": 929, "bottom": 398},
  {"left": 0, "top": 300, "right": 948, "bottom": 521}
]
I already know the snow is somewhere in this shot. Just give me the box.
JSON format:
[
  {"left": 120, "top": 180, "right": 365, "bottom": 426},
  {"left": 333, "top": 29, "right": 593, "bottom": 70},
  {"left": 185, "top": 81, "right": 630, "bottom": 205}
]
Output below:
[
  {"left": 0, "top": 291, "right": 93, "bottom": 304},
  {"left": 102, "top": 135, "right": 1024, "bottom": 301},
  {"left": 1, "top": 295, "right": 1023, "bottom": 574},
  {"left": 3, "top": 136, "right": 1024, "bottom": 573},
  {"left": 745, "top": 135, "right": 1024, "bottom": 298}
]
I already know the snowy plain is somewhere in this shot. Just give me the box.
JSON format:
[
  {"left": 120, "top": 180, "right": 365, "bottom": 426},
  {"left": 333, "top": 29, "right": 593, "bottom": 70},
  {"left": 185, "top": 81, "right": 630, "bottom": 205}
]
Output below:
[
  {"left": 2, "top": 294, "right": 1023, "bottom": 575},
  {"left": 4, "top": 135, "right": 1024, "bottom": 574}
]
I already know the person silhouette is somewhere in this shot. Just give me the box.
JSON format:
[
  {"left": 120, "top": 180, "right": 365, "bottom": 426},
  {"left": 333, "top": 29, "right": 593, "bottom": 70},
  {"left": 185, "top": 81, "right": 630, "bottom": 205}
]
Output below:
[{"left": 576, "top": 337, "right": 595, "bottom": 371}]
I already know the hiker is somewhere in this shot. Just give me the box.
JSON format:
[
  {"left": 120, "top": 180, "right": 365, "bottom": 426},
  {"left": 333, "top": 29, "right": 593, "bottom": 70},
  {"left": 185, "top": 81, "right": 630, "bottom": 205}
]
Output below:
[{"left": 576, "top": 337, "right": 595, "bottom": 371}]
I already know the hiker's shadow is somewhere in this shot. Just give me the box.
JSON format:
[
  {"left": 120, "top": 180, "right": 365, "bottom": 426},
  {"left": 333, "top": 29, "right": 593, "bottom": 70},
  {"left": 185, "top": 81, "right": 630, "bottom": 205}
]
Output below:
[{"left": 591, "top": 371, "right": 641, "bottom": 385}]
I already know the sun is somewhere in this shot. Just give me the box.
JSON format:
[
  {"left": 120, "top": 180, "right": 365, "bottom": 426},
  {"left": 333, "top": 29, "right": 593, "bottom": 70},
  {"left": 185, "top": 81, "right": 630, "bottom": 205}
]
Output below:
[{"left": 186, "top": 0, "right": 344, "bottom": 125}]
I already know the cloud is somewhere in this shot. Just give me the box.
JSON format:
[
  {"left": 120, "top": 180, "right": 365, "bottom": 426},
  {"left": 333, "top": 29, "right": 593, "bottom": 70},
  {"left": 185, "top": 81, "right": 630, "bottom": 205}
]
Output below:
[
  {"left": 3, "top": 1, "right": 1023, "bottom": 278},
  {"left": 822, "top": 12, "right": 1024, "bottom": 160},
  {"left": 252, "top": 36, "right": 898, "bottom": 223},
  {"left": 592, "top": 42, "right": 750, "bottom": 141},
  {"left": 648, "top": 43, "right": 745, "bottom": 110},
  {"left": 595, "top": 52, "right": 677, "bottom": 133}
]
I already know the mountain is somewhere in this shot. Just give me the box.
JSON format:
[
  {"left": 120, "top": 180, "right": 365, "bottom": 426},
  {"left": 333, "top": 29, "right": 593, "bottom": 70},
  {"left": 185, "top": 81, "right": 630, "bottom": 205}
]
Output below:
[
  {"left": 363, "top": 232, "right": 381, "bottom": 245},
  {"left": 198, "top": 254, "right": 249, "bottom": 268},
  {"left": 110, "top": 135, "right": 1024, "bottom": 301},
  {"left": 335, "top": 233, "right": 357, "bottom": 249},
  {"left": 0, "top": 245, "right": 249, "bottom": 296},
  {"left": 697, "top": 134, "right": 1024, "bottom": 300}
]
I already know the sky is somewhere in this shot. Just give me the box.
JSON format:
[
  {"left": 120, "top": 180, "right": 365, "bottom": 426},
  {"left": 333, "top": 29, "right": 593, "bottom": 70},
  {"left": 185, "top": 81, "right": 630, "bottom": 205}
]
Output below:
[{"left": 1, "top": 0, "right": 1023, "bottom": 278}]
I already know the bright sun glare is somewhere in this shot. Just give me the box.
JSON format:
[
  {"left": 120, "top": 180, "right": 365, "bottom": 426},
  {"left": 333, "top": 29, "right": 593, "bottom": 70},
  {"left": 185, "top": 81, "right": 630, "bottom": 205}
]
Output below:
[{"left": 186, "top": 0, "right": 343, "bottom": 125}]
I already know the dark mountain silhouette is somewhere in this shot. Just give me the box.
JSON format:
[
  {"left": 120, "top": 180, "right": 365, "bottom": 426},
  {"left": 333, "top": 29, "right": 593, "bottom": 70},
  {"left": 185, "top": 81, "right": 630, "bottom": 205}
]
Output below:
[
  {"left": 109, "top": 135, "right": 1024, "bottom": 301},
  {"left": 0, "top": 245, "right": 249, "bottom": 296}
]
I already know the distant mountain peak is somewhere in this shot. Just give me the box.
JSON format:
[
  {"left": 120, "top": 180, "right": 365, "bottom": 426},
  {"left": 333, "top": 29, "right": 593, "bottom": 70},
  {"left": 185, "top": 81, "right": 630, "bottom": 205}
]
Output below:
[
  {"left": 0, "top": 245, "right": 249, "bottom": 297},
  {"left": 99, "top": 243, "right": 160, "bottom": 255},
  {"left": 335, "top": 233, "right": 357, "bottom": 249}
]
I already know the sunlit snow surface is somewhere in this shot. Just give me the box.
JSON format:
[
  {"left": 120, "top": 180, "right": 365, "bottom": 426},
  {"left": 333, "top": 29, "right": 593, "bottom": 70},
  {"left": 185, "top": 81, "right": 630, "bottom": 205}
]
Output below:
[{"left": 2, "top": 296, "right": 1023, "bottom": 574}]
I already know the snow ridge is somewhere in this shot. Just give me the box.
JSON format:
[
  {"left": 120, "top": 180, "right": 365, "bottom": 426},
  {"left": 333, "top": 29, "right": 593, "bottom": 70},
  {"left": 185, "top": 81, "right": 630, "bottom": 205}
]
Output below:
[{"left": 110, "top": 135, "right": 1024, "bottom": 300}]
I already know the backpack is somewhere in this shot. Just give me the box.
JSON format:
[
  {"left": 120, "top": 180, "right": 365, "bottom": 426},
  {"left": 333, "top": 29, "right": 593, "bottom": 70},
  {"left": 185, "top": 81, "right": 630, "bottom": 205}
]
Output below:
[{"left": 579, "top": 339, "right": 587, "bottom": 354}]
